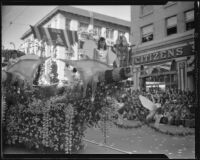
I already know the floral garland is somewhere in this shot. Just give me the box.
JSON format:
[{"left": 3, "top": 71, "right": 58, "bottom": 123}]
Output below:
[
  {"left": 2, "top": 94, "right": 6, "bottom": 123},
  {"left": 42, "top": 100, "right": 50, "bottom": 148},
  {"left": 3, "top": 85, "right": 87, "bottom": 153},
  {"left": 64, "top": 103, "right": 74, "bottom": 154},
  {"left": 104, "top": 89, "right": 195, "bottom": 137},
  {"left": 113, "top": 121, "right": 144, "bottom": 129},
  {"left": 132, "top": 102, "right": 195, "bottom": 137}
]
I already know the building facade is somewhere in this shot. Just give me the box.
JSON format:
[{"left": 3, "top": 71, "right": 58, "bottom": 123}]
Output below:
[
  {"left": 20, "top": 6, "right": 131, "bottom": 82},
  {"left": 130, "top": 2, "right": 194, "bottom": 92}
]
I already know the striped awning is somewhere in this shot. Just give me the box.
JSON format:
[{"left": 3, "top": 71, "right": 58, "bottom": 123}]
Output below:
[{"left": 30, "top": 25, "right": 78, "bottom": 48}]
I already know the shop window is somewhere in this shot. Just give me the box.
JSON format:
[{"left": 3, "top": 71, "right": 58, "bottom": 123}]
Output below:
[
  {"left": 185, "top": 10, "right": 194, "bottom": 31},
  {"left": 118, "top": 31, "right": 125, "bottom": 37},
  {"left": 166, "top": 16, "right": 177, "bottom": 36},
  {"left": 93, "top": 25, "right": 101, "bottom": 37},
  {"left": 78, "top": 22, "right": 88, "bottom": 33},
  {"left": 171, "top": 60, "right": 177, "bottom": 71},
  {"left": 141, "top": 5, "right": 153, "bottom": 17},
  {"left": 141, "top": 24, "right": 153, "bottom": 43},
  {"left": 106, "top": 28, "right": 114, "bottom": 39}
]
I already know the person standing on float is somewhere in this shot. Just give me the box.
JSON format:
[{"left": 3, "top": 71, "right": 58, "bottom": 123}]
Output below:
[
  {"left": 111, "top": 35, "right": 129, "bottom": 68},
  {"left": 93, "top": 37, "right": 109, "bottom": 65}
]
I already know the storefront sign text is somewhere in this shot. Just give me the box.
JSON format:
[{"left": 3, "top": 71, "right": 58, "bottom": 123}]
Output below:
[{"left": 133, "top": 45, "right": 193, "bottom": 65}]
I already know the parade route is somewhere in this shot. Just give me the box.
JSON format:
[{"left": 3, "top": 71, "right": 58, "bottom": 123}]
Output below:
[
  {"left": 83, "top": 121, "right": 195, "bottom": 159},
  {"left": 3, "top": 120, "right": 195, "bottom": 158}
]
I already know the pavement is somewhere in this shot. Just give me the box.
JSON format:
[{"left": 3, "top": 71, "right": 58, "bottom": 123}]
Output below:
[
  {"left": 83, "top": 120, "right": 195, "bottom": 159},
  {"left": 3, "top": 120, "right": 195, "bottom": 159}
]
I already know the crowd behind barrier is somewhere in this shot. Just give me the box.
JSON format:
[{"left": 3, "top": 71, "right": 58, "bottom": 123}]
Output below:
[{"left": 113, "top": 86, "right": 195, "bottom": 128}]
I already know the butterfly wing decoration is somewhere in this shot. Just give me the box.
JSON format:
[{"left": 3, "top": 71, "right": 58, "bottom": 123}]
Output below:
[
  {"left": 139, "top": 95, "right": 157, "bottom": 111},
  {"left": 18, "top": 54, "right": 40, "bottom": 60},
  {"left": 6, "top": 55, "right": 50, "bottom": 87}
]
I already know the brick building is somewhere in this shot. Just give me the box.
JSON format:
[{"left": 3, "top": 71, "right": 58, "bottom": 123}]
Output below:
[{"left": 130, "top": 2, "right": 194, "bottom": 91}]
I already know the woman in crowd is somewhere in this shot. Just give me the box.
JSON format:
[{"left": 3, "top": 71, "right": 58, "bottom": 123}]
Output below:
[{"left": 93, "top": 37, "right": 109, "bottom": 65}]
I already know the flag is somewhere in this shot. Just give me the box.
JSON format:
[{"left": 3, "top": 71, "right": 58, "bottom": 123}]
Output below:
[{"left": 30, "top": 25, "right": 78, "bottom": 48}]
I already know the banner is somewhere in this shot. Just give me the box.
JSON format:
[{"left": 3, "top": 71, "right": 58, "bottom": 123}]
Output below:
[{"left": 30, "top": 25, "right": 78, "bottom": 48}]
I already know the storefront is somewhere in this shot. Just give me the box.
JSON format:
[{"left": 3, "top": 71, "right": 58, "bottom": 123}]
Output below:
[{"left": 132, "top": 43, "right": 194, "bottom": 92}]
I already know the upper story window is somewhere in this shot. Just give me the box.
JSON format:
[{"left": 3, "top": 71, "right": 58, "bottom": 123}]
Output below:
[
  {"left": 106, "top": 28, "right": 114, "bottom": 39},
  {"left": 78, "top": 22, "right": 88, "bottom": 33},
  {"left": 166, "top": 16, "right": 177, "bottom": 36},
  {"left": 185, "top": 10, "right": 194, "bottom": 31},
  {"left": 141, "top": 24, "right": 153, "bottom": 43},
  {"left": 66, "top": 18, "right": 71, "bottom": 29},
  {"left": 93, "top": 26, "right": 101, "bottom": 37},
  {"left": 141, "top": 5, "right": 153, "bottom": 17}
]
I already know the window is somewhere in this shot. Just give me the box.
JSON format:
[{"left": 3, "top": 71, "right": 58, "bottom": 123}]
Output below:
[
  {"left": 185, "top": 10, "right": 194, "bottom": 31},
  {"left": 93, "top": 26, "right": 101, "bottom": 36},
  {"left": 78, "top": 22, "right": 88, "bottom": 33},
  {"left": 106, "top": 28, "right": 114, "bottom": 39},
  {"left": 166, "top": 16, "right": 177, "bottom": 36},
  {"left": 141, "top": 24, "right": 153, "bottom": 43},
  {"left": 118, "top": 31, "right": 125, "bottom": 38},
  {"left": 141, "top": 5, "right": 153, "bottom": 16}
]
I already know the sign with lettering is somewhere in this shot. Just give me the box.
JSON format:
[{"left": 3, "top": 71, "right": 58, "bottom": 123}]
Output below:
[{"left": 133, "top": 44, "right": 193, "bottom": 65}]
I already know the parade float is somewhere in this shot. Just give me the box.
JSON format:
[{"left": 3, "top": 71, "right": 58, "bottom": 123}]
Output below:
[
  {"left": 1, "top": 46, "right": 138, "bottom": 153},
  {"left": 2, "top": 33, "right": 195, "bottom": 154}
]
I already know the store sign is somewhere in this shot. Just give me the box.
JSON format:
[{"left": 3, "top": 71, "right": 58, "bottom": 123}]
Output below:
[{"left": 133, "top": 44, "right": 193, "bottom": 65}]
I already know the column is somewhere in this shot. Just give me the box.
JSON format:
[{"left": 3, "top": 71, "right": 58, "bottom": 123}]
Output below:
[
  {"left": 101, "top": 27, "right": 106, "bottom": 38},
  {"left": 133, "top": 67, "right": 137, "bottom": 90},
  {"left": 178, "top": 61, "right": 186, "bottom": 91},
  {"left": 177, "top": 62, "right": 181, "bottom": 90},
  {"left": 133, "top": 67, "right": 140, "bottom": 90},
  {"left": 70, "top": 19, "right": 79, "bottom": 60},
  {"left": 124, "top": 32, "right": 130, "bottom": 44},
  {"left": 185, "top": 61, "right": 188, "bottom": 91},
  {"left": 113, "top": 30, "right": 118, "bottom": 44}
]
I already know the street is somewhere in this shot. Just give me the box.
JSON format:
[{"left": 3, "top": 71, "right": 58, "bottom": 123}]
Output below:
[
  {"left": 3, "top": 120, "right": 195, "bottom": 159},
  {"left": 83, "top": 120, "right": 195, "bottom": 159}
]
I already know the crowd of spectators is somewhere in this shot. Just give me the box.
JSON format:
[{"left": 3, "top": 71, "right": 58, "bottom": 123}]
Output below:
[{"left": 113, "top": 86, "right": 195, "bottom": 127}]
